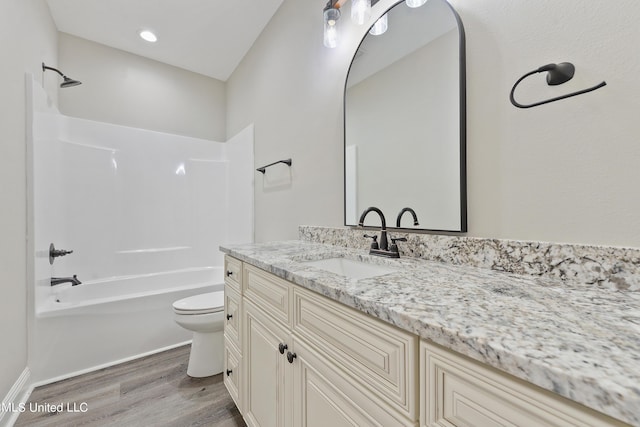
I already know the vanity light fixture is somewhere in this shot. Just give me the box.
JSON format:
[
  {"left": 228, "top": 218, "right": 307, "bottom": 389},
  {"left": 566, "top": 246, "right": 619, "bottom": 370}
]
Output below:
[
  {"left": 406, "top": 0, "right": 428, "bottom": 8},
  {"left": 323, "top": 1, "right": 341, "bottom": 48},
  {"left": 323, "top": 0, "right": 390, "bottom": 48},
  {"left": 139, "top": 29, "right": 158, "bottom": 43},
  {"left": 351, "top": 0, "right": 372, "bottom": 25},
  {"left": 369, "top": 13, "right": 388, "bottom": 35}
]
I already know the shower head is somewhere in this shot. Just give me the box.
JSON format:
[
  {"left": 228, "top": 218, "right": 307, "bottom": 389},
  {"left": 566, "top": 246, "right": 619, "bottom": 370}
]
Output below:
[
  {"left": 61, "top": 76, "right": 82, "bottom": 88},
  {"left": 42, "top": 62, "right": 82, "bottom": 88}
]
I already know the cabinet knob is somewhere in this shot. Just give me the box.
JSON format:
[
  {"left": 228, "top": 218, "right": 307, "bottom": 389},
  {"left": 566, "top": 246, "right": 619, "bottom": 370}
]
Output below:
[
  {"left": 278, "top": 343, "right": 288, "bottom": 354},
  {"left": 226, "top": 369, "right": 232, "bottom": 376},
  {"left": 226, "top": 270, "right": 233, "bottom": 277},
  {"left": 287, "top": 351, "right": 297, "bottom": 364},
  {"left": 226, "top": 314, "right": 233, "bottom": 320}
]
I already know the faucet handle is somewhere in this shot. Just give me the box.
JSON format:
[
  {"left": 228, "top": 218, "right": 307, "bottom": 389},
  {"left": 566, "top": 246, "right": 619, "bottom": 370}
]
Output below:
[
  {"left": 389, "top": 237, "right": 407, "bottom": 253},
  {"left": 49, "top": 243, "right": 74, "bottom": 265},
  {"left": 363, "top": 234, "right": 379, "bottom": 250}
]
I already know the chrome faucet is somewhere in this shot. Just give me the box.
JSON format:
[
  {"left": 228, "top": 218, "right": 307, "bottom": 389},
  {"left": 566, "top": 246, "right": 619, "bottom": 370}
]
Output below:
[
  {"left": 51, "top": 275, "right": 82, "bottom": 286},
  {"left": 358, "top": 207, "right": 403, "bottom": 258},
  {"left": 396, "top": 207, "right": 420, "bottom": 228}
]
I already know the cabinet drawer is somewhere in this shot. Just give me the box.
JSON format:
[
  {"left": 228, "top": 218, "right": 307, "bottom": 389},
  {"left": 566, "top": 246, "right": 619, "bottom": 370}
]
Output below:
[
  {"left": 224, "top": 283, "right": 242, "bottom": 351},
  {"left": 243, "top": 264, "right": 292, "bottom": 326},
  {"left": 224, "top": 338, "right": 242, "bottom": 413},
  {"left": 293, "top": 286, "right": 418, "bottom": 421},
  {"left": 421, "top": 341, "right": 628, "bottom": 427},
  {"left": 224, "top": 256, "right": 242, "bottom": 292}
]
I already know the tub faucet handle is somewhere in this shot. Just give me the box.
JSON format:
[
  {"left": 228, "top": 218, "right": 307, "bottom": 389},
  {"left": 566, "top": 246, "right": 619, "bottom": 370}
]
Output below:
[{"left": 49, "top": 243, "right": 74, "bottom": 265}]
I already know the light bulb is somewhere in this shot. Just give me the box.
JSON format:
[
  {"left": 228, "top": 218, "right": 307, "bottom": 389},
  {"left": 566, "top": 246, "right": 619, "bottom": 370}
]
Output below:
[
  {"left": 324, "top": 23, "right": 338, "bottom": 48},
  {"left": 324, "top": 7, "right": 340, "bottom": 48},
  {"left": 406, "top": 0, "right": 428, "bottom": 8},
  {"left": 351, "top": 0, "right": 371, "bottom": 25},
  {"left": 369, "top": 14, "right": 388, "bottom": 35}
]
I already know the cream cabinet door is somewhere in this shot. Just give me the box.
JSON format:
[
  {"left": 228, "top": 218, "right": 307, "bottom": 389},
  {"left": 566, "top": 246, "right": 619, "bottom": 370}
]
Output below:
[
  {"left": 243, "top": 300, "right": 293, "bottom": 427},
  {"left": 421, "top": 341, "right": 628, "bottom": 427},
  {"left": 293, "top": 286, "right": 417, "bottom": 420},
  {"left": 292, "top": 338, "right": 417, "bottom": 427}
]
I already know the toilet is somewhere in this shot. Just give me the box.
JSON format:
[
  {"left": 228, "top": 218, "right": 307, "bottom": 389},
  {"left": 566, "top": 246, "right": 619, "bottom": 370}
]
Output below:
[{"left": 173, "top": 291, "right": 225, "bottom": 377}]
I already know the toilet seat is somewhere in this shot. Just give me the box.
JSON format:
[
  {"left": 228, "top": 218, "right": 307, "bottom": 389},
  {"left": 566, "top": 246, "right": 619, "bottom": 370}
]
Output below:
[{"left": 173, "top": 291, "right": 224, "bottom": 315}]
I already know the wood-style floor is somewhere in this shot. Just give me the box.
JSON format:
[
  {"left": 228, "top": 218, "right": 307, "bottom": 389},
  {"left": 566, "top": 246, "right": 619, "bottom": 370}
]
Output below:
[{"left": 15, "top": 345, "right": 246, "bottom": 427}]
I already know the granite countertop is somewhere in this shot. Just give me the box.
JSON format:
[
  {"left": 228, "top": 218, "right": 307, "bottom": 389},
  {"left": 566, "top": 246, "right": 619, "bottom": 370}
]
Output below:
[{"left": 220, "top": 240, "right": 640, "bottom": 426}]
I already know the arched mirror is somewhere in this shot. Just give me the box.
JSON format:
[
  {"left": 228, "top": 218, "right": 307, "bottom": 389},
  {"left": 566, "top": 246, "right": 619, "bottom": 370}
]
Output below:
[{"left": 344, "top": 0, "right": 467, "bottom": 232}]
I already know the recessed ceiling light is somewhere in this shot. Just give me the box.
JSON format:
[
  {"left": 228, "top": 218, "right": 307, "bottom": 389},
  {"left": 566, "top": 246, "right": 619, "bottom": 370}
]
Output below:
[{"left": 139, "top": 30, "right": 157, "bottom": 43}]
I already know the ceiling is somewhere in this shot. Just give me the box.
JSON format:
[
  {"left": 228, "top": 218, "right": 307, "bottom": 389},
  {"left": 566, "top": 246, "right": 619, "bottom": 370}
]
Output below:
[{"left": 46, "top": 0, "right": 284, "bottom": 81}]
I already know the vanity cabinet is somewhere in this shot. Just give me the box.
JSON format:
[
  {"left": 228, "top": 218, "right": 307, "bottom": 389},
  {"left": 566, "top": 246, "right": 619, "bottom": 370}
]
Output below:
[{"left": 224, "top": 256, "right": 629, "bottom": 427}]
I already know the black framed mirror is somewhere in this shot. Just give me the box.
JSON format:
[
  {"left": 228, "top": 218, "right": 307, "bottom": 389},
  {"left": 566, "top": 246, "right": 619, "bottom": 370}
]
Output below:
[{"left": 344, "top": 0, "right": 467, "bottom": 232}]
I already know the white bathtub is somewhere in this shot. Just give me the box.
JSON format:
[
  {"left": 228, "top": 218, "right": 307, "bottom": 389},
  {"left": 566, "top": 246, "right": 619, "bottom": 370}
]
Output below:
[{"left": 31, "top": 267, "right": 223, "bottom": 384}]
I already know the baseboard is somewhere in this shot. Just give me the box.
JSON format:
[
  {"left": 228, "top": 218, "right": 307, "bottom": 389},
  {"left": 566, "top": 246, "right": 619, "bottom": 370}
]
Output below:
[
  {"left": 31, "top": 340, "right": 191, "bottom": 388},
  {"left": 0, "top": 367, "right": 33, "bottom": 427}
]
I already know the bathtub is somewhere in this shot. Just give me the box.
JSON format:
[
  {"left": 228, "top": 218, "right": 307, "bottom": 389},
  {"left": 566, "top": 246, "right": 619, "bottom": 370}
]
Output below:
[{"left": 31, "top": 267, "right": 223, "bottom": 384}]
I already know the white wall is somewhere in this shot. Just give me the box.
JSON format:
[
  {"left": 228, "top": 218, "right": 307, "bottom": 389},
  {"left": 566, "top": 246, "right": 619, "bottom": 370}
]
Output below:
[
  {"left": 225, "top": 0, "right": 347, "bottom": 242},
  {"left": 452, "top": 0, "right": 640, "bottom": 247},
  {"left": 58, "top": 33, "right": 227, "bottom": 141},
  {"left": 227, "top": 0, "right": 640, "bottom": 247},
  {"left": 0, "top": 0, "right": 58, "bottom": 408},
  {"left": 225, "top": 124, "right": 256, "bottom": 245}
]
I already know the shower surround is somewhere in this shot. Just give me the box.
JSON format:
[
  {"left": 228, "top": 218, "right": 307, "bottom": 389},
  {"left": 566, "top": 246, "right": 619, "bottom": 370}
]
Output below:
[{"left": 26, "top": 75, "right": 253, "bottom": 383}]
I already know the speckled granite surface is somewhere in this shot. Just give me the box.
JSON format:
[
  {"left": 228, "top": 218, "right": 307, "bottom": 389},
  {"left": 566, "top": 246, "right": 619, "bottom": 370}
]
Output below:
[
  {"left": 220, "top": 240, "right": 640, "bottom": 426},
  {"left": 300, "top": 226, "right": 640, "bottom": 291}
]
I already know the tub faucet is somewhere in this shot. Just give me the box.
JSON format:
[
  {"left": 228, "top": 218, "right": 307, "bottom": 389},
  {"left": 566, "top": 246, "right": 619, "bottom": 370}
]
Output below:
[
  {"left": 51, "top": 275, "right": 82, "bottom": 286},
  {"left": 359, "top": 207, "right": 401, "bottom": 258},
  {"left": 396, "top": 207, "right": 420, "bottom": 228}
]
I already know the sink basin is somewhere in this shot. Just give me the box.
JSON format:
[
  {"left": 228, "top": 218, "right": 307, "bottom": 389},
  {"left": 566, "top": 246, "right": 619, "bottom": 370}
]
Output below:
[{"left": 301, "top": 258, "right": 397, "bottom": 280}]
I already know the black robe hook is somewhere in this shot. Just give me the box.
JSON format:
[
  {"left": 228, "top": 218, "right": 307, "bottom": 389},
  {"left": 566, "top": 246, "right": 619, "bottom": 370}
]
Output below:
[{"left": 510, "top": 62, "right": 606, "bottom": 109}]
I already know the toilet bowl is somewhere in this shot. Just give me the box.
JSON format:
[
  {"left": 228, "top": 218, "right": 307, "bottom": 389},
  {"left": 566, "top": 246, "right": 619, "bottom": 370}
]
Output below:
[{"left": 173, "top": 291, "right": 225, "bottom": 377}]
